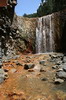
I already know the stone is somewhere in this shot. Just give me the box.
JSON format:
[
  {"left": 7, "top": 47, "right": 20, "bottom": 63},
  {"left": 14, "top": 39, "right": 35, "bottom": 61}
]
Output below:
[
  {"left": 28, "top": 69, "right": 35, "bottom": 72},
  {"left": 41, "top": 78, "right": 48, "bottom": 81},
  {"left": 15, "top": 61, "right": 23, "bottom": 66},
  {"left": 25, "top": 59, "right": 31, "bottom": 63},
  {"left": 0, "top": 77, "right": 4, "bottom": 84},
  {"left": 0, "top": 69, "right": 8, "bottom": 83},
  {"left": 13, "top": 55, "right": 20, "bottom": 60},
  {"left": 56, "top": 71, "right": 66, "bottom": 79},
  {"left": 40, "top": 67, "right": 46, "bottom": 72},
  {"left": 4, "top": 69, "right": 9, "bottom": 72},
  {"left": 0, "top": 19, "right": 4, "bottom": 25},
  {"left": 49, "top": 54, "right": 64, "bottom": 64},
  {"left": 57, "top": 68, "right": 63, "bottom": 72},
  {"left": 56, "top": 61, "right": 62, "bottom": 65},
  {"left": 63, "top": 56, "right": 66, "bottom": 63},
  {"left": 49, "top": 54, "right": 57, "bottom": 59},
  {"left": 63, "top": 66, "right": 66, "bottom": 72},
  {"left": 52, "top": 65, "right": 58, "bottom": 69},
  {"left": 24, "top": 64, "right": 35, "bottom": 70},
  {"left": 33, "top": 65, "right": 41, "bottom": 71},
  {"left": 39, "top": 60, "right": 45, "bottom": 65},
  {"left": 9, "top": 68, "right": 17, "bottom": 73},
  {"left": 54, "top": 78, "right": 64, "bottom": 84}
]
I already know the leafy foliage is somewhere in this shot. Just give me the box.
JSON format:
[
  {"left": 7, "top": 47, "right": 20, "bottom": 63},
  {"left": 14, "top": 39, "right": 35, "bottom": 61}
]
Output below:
[
  {"left": 23, "top": 13, "right": 38, "bottom": 18},
  {"left": 37, "top": 0, "right": 66, "bottom": 17},
  {"left": 23, "top": 0, "right": 66, "bottom": 17}
]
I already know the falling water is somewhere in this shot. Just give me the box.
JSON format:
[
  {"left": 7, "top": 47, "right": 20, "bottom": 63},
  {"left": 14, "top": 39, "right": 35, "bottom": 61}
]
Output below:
[{"left": 36, "top": 14, "right": 55, "bottom": 53}]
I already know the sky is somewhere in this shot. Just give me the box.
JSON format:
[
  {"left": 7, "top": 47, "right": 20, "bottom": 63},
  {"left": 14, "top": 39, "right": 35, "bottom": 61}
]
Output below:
[{"left": 15, "top": 0, "right": 41, "bottom": 16}]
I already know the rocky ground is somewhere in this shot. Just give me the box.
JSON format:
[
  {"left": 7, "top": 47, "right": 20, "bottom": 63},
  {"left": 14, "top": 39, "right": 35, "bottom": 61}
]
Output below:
[{"left": 0, "top": 52, "right": 66, "bottom": 100}]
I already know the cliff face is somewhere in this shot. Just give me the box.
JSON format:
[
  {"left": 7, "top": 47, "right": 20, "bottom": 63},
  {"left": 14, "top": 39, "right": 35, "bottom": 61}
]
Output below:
[
  {"left": 5, "top": 9, "right": 66, "bottom": 55},
  {"left": 0, "top": 4, "right": 66, "bottom": 57},
  {"left": 11, "top": 10, "right": 66, "bottom": 54},
  {"left": 16, "top": 16, "right": 37, "bottom": 53},
  {"left": 11, "top": 15, "right": 37, "bottom": 53},
  {"left": 53, "top": 10, "right": 66, "bottom": 52},
  {"left": 36, "top": 10, "right": 66, "bottom": 53},
  {"left": 0, "top": 0, "right": 17, "bottom": 59}
]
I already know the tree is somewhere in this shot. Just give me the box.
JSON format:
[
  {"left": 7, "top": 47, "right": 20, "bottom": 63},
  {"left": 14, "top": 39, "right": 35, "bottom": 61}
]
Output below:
[{"left": 37, "top": 0, "right": 66, "bottom": 17}]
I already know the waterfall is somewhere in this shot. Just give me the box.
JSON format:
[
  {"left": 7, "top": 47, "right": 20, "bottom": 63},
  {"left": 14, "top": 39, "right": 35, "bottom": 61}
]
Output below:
[{"left": 36, "top": 14, "right": 55, "bottom": 53}]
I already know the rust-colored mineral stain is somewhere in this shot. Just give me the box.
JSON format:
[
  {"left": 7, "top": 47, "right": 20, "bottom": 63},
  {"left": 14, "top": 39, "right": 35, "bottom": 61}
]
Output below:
[{"left": 0, "top": 0, "right": 7, "bottom": 7}]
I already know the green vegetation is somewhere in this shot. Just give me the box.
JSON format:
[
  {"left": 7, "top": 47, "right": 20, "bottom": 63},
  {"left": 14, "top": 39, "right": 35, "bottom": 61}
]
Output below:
[
  {"left": 37, "top": 0, "right": 66, "bottom": 17},
  {"left": 23, "top": 13, "right": 38, "bottom": 18},
  {"left": 23, "top": 0, "right": 66, "bottom": 17}
]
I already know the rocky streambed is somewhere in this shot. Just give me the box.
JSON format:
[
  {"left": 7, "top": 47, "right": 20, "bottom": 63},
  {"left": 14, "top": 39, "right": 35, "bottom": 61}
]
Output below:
[{"left": 0, "top": 53, "right": 66, "bottom": 100}]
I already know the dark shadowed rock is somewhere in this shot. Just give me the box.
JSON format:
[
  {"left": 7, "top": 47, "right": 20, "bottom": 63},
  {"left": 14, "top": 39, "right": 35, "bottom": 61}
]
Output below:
[
  {"left": 39, "top": 60, "right": 46, "bottom": 66},
  {"left": 56, "top": 61, "right": 63, "bottom": 65},
  {"left": 63, "top": 66, "right": 66, "bottom": 72},
  {"left": 41, "top": 78, "right": 48, "bottom": 81},
  {"left": 14, "top": 61, "right": 23, "bottom": 66},
  {"left": 40, "top": 67, "right": 46, "bottom": 72},
  {"left": 24, "top": 64, "right": 35, "bottom": 70},
  {"left": 52, "top": 65, "right": 58, "bottom": 69}
]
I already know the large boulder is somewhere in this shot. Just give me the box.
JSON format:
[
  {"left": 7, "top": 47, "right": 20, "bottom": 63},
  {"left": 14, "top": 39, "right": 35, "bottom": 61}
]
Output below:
[{"left": 56, "top": 71, "right": 66, "bottom": 79}]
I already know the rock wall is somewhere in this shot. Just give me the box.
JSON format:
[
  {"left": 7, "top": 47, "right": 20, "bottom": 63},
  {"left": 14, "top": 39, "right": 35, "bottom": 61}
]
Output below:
[
  {"left": 36, "top": 9, "right": 66, "bottom": 53},
  {"left": 5, "top": 9, "right": 66, "bottom": 56},
  {"left": 1, "top": 6, "right": 66, "bottom": 57},
  {"left": 0, "top": 0, "right": 17, "bottom": 62},
  {"left": 11, "top": 15, "right": 37, "bottom": 53}
]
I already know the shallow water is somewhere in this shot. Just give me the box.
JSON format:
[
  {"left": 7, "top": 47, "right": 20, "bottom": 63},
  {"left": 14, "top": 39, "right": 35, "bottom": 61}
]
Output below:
[
  {"left": 17, "top": 72, "right": 56, "bottom": 100},
  {"left": 54, "top": 81, "right": 66, "bottom": 92}
]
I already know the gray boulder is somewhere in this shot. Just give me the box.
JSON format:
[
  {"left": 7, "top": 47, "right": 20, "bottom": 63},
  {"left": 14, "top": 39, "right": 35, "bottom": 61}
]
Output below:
[
  {"left": 63, "top": 56, "right": 66, "bottom": 63},
  {"left": 56, "top": 71, "right": 66, "bottom": 79},
  {"left": 63, "top": 66, "right": 66, "bottom": 72},
  {"left": 0, "top": 69, "right": 8, "bottom": 84}
]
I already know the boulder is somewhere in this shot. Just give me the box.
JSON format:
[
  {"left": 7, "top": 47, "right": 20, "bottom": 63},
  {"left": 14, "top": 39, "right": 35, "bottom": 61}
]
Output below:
[
  {"left": 56, "top": 71, "right": 66, "bottom": 79},
  {"left": 41, "top": 78, "right": 48, "bottom": 81},
  {"left": 54, "top": 78, "right": 64, "bottom": 84},
  {"left": 14, "top": 61, "right": 23, "bottom": 66},
  {"left": 57, "top": 68, "right": 63, "bottom": 72},
  {"left": 56, "top": 61, "right": 62, "bottom": 65},
  {"left": 0, "top": 69, "right": 8, "bottom": 84},
  {"left": 63, "top": 56, "right": 66, "bottom": 63},
  {"left": 24, "top": 64, "right": 35, "bottom": 70},
  {"left": 63, "top": 66, "right": 66, "bottom": 72},
  {"left": 52, "top": 65, "right": 58, "bottom": 69},
  {"left": 39, "top": 60, "right": 46, "bottom": 66},
  {"left": 40, "top": 67, "right": 46, "bottom": 72}
]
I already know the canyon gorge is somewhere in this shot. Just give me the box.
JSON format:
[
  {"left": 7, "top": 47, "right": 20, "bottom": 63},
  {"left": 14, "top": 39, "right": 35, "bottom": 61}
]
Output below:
[{"left": 0, "top": 1, "right": 66, "bottom": 100}]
